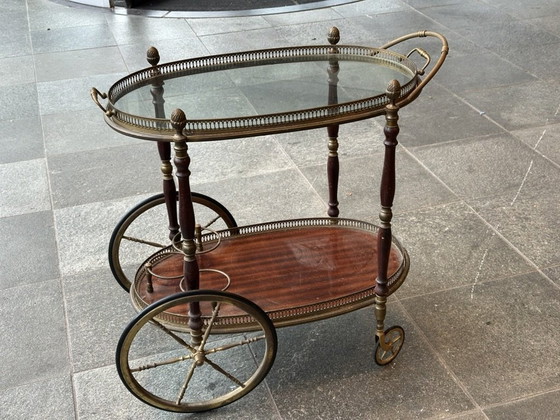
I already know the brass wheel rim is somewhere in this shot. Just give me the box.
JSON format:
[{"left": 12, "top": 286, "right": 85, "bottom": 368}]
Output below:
[{"left": 116, "top": 290, "right": 277, "bottom": 413}]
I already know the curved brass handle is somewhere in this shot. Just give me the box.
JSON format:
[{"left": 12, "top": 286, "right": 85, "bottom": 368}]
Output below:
[
  {"left": 90, "top": 87, "right": 114, "bottom": 116},
  {"left": 380, "top": 31, "right": 449, "bottom": 107},
  {"left": 407, "top": 47, "right": 431, "bottom": 75}
]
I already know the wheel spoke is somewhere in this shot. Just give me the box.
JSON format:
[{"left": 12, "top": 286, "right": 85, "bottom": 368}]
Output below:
[
  {"left": 387, "top": 334, "right": 402, "bottom": 347},
  {"left": 204, "top": 357, "right": 245, "bottom": 388},
  {"left": 202, "top": 215, "right": 221, "bottom": 230},
  {"left": 131, "top": 353, "right": 194, "bottom": 373},
  {"left": 176, "top": 360, "right": 198, "bottom": 404},
  {"left": 122, "top": 235, "right": 166, "bottom": 248},
  {"left": 151, "top": 319, "right": 196, "bottom": 353},
  {"left": 198, "top": 302, "right": 221, "bottom": 351},
  {"left": 117, "top": 291, "right": 276, "bottom": 413},
  {"left": 206, "top": 334, "right": 265, "bottom": 355}
]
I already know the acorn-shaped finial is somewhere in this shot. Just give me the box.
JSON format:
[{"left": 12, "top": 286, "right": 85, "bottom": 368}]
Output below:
[
  {"left": 147, "top": 46, "right": 160, "bottom": 66},
  {"left": 170, "top": 108, "right": 187, "bottom": 134},
  {"left": 328, "top": 27, "right": 340, "bottom": 46},
  {"left": 386, "top": 79, "right": 401, "bottom": 105}
]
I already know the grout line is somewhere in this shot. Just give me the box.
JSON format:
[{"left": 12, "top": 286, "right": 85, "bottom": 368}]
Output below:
[
  {"left": 479, "top": 386, "right": 560, "bottom": 411},
  {"left": 397, "top": 300, "right": 490, "bottom": 419},
  {"left": 533, "top": 129, "right": 547, "bottom": 150},
  {"left": 26, "top": 0, "right": 80, "bottom": 417},
  {"left": 510, "top": 160, "right": 533, "bottom": 206}
]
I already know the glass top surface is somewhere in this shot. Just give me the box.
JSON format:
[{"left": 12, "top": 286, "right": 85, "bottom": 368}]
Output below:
[{"left": 114, "top": 55, "right": 415, "bottom": 121}]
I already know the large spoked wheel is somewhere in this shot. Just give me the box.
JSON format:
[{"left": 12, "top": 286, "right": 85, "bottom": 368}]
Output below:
[
  {"left": 374, "top": 326, "right": 405, "bottom": 366},
  {"left": 109, "top": 192, "right": 237, "bottom": 292},
  {"left": 116, "top": 290, "right": 277, "bottom": 413}
]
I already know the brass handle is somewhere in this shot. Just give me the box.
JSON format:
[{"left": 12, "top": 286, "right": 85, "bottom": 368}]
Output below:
[
  {"left": 407, "top": 47, "right": 431, "bottom": 75},
  {"left": 90, "top": 87, "right": 113, "bottom": 116},
  {"left": 380, "top": 31, "right": 449, "bottom": 107}
]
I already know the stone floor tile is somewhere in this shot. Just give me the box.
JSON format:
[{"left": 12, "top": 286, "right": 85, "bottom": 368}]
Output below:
[
  {"left": 403, "top": 0, "right": 464, "bottom": 8},
  {"left": 200, "top": 27, "right": 297, "bottom": 54},
  {"left": 0, "top": 55, "right": 35, "bottom": 87},
  {"left": 63, "top": 268, "right": 140, "bottom": 372},
  {"left": 0, "top": 159, "right": 50, "bottom": 218},
  {"left": 3, "top": 0, "right": 28, "bottom": 12},
  {"left": 434, "top": 52, "right": 536, "bottom": 93},
  {"left": 401, "top": 273, "right": 560, "bottom": 406},
  {"left": 457, "top": 18, "right": 559, "bottom": 58},
  {"left": 0, "top": 375, "right": 74, "bottom": 420},
  {"left": 191, "top": 168, "right": 328, "bottom": 225},
  {"left": 527, "top": 14, "right": 560, "bottom": 36},
  {"left": 27, "top": 0, "right": 109, "bottom": 31},
  {"left": 410, "top": 133, "right": 560, "bottom": 201},
  {"left": 276, "top": 118, "right": 386, "bottom": 168},
  {"left": 268, "top": 306, "right": 473, "bottom": 419},
  {"left": 187, "top": 137, "right": 296, "bottom": 185},
  {"left": 273, "top": 18, "right": 366, "bottom": 45},
  {"left": 442, "top": 411, "right": 488, "bottom": 420},
  {"left": 418, "top": 1, "right": 513, "bottom": 31},
  {"left": 36, "top": 72, "right": 126, "bottom": 115},
  {"left": 0, "top": 82, "right": 39, "bottom": 121},
  {"left": 48, "top": 142, "right": 161, "bottom": 209},
  {"left": 470, "top": 192, "right": 560, "bottom": 268},
  {"left": 0, "top": 211, "right": 59, "bottom": 290},
  {"left": 513, "top": 123, "right": 560, "bottom": 167},
  {"left": 54, "top": 195, "right": 147, "bottom": 277},
  {"left": 42, "top": 108, "right": 142, "bottom": 156},
  {"left": 0, "top": 32, "right": 32, "bottom": 59},
  {"left": 460, "top": 80, "right": 560, "bottom": 131},
  {"left": 187, "top": 15, "right": 272, "bottom": 36},
  {"left": 0, "top": 280, "right": 70, "bottom": 390},
  {"left": 0, "top": 116, "right": 44, "bottom": 164},
  {"left": 394, "top": 202, "right": 534, "bottom": 299},
  {"left": 397, "top": 91, "right": 505, "bottom": 148},
  {"left": 34, "top": 46, "right": 127, "bottom": 83},
  {"left": 30, "top": 24, "right": 116, "bottom": 54},
  {"left": 1, "top": 10, "right": 31, "bottom": 37},
  {"left": 333, "top": 0, "right": 408, "bottom": 18},
  {"left": 484, "top": 389, "right": 560, "bottom": 419},
  {"left": 105, "top": 13, "right": 197, "bottom": 45},
  {"left": 542, "top": 265, "right": 560, "bottom": 286},
  {"left": 350, "top": 9, "right": 446, "bottom": 47},
  {"left": 263, "top": 7, "right": 341, "bottom": 26},
  {"left": 73, "top": 363, "right": 281, "bottom": 419},
  {"left": 118, "top": 37, "right": 211, "bottom": 71},
  {"left": 499, "top": 41, "right": 560, "bottom": 82},
  {"left": 479, "top": 0, "right": 560, "bottom": 20}
]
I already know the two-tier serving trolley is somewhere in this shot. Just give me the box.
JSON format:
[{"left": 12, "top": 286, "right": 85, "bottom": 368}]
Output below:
[{"left": 91, "top": 28, "right": 448, "bottom": 413}]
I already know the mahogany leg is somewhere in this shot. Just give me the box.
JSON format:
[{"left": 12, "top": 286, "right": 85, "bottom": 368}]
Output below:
[
  {"left": 149, "top": 46, "right": 180, "bottom": 243},
  {"left": 157, "top": 141, "right": 180, "bottom": 242},
  {"left": 327, "top": 125, "right": 340, "bottom": 218},
  {"left": 374, "top": 80, "right": 401, "bottom": 340},
  {"left": 326, "top": 30, "right": 340, "bottom": 218},
  {"left": 171, "top": 110, "right": 202, "bottom": 346}
]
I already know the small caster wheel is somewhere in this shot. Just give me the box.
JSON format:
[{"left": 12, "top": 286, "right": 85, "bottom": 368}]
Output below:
[
  {"left": 375, "top": 326, "right": 405, "bottom": 366},
  {"left": 117, "top": 290, "right": 277, "bottom": 413}
]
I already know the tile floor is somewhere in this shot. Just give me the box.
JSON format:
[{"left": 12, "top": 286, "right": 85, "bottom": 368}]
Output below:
[{"left": 1, "top": 0, "right": 559, "bottom": 418}]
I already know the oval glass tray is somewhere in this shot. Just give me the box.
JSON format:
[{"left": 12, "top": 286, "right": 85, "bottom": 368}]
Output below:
[{"left": 102, "top": 45, "right": 420, "bottom": 141}]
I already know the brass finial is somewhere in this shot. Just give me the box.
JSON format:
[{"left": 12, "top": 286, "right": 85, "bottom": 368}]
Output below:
[
  {"left": 386, "top": 79, "right": 401, "bottom": 105},
  {"left": 147, "top": 46, "right": 160, "bottom": 66},
  {"left": 170, "top": 108, "right": 187, "bottom": 134},
  {"left": 328, "top": 27, "right": 340, "bottom": 46}
]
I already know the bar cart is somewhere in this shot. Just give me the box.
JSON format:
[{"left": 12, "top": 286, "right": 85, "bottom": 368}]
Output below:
[{"left": 91, "top": 28, "right": 448, "bottom": 413}]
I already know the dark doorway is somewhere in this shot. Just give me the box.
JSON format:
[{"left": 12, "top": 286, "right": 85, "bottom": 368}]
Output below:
[{"left": 115, "top": 0, "right": 360, "bottom": 14}]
